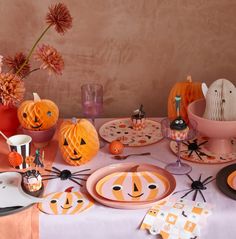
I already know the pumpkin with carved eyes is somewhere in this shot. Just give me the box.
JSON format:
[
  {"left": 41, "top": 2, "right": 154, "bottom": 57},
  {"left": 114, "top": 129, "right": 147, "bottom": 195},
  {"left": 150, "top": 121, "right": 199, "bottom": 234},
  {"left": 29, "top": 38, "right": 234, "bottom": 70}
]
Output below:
[
  {"left": 17, "top": 93, "right": 59, "bottom": 131},
  {"left": 96, "top": 171, "right": 169, "bottom": 202},
  {"left": 38, "top": 187, "right": 94, "bottom": 215},
  {"left": 59, "top": 118, "right": 99, "bottom": 166}
]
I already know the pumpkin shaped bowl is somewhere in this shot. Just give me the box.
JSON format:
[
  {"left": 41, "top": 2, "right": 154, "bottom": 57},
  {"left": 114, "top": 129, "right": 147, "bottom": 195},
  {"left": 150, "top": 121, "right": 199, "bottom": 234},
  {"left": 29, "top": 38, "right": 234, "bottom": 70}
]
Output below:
[
  {"left": 22, "top": 124, "right": 57, "bottom": 148},
  {"left": 188, "top": 99, "right": 236, "bottom": 154}
]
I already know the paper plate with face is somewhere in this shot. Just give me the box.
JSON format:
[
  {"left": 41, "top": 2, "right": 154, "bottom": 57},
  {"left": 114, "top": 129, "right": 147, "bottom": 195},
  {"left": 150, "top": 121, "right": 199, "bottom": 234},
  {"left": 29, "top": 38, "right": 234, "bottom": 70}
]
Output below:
[
  {"left": 38, "top": 187, "right": 94, "bottom": 215},
  {"left": 0, "top": 172, "right": 42, "bottom": 216},
  {"left": 95, "top": 171, "right": 170, "bottom": 202}
]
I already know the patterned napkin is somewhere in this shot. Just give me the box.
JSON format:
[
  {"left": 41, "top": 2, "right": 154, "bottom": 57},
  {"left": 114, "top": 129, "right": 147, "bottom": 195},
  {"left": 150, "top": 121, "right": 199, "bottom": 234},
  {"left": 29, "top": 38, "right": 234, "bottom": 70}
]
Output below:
[{"left": 141, "top": 197, "right": 213, "bottom": 239}]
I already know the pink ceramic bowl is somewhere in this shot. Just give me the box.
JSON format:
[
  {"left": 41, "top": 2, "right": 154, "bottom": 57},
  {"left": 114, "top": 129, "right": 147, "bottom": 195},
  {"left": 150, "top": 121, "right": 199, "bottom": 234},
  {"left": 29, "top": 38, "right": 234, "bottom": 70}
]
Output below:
[
  {"left": 22, "top": 124, "right": 57, "bottom": 148},
  {"left": 188, "top": 99, "right": 236, "bottom": 154}
]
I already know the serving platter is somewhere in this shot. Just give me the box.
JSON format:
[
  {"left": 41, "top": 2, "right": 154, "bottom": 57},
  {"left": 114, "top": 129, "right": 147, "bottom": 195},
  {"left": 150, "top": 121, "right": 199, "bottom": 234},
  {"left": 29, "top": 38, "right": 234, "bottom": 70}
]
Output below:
[
  {"left": 86, "top": 163, "right": 176, "bottom": 209},
  {"left": 170, "top": 136, "right": 236, "bottom": 164},
  {"left": 0, "top": 172, "right": 43, "bottom": 216},
  {"left": 99, "top": 118, "right": 163, "bottom": 147}
]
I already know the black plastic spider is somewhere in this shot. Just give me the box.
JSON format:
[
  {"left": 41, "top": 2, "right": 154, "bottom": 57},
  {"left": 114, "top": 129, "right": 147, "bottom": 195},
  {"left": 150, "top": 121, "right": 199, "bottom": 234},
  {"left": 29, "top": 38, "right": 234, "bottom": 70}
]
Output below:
[
  {"left": 181, "top": 139, "right": 211, "bottom": 160},
  {"left": 173, "top": 174, "right": 215, "bottom": 202},
  {"left": 42, "top": 167, "right": 91, "bottom": 187}
]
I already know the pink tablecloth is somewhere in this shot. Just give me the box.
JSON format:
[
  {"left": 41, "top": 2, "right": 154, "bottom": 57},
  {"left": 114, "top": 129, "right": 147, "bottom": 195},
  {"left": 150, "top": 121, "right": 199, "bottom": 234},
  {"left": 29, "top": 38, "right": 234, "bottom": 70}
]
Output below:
[{"left": 39, "top": 118, "right": 236, "bottom": 239}]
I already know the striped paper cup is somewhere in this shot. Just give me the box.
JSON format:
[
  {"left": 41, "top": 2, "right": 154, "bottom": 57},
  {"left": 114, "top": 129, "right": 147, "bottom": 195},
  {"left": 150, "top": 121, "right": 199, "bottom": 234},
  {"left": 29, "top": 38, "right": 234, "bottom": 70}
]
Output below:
[{"left": 7, "top": 134, "right": 32, "bottom": 169}]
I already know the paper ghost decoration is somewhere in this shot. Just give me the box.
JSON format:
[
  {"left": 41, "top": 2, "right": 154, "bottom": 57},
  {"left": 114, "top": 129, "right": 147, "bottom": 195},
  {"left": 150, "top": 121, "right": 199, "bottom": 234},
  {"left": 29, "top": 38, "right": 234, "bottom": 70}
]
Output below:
[
  {"left": 203, "top": 79, "right": 236, "bottom": 121},
  {"left": 38, "top": 186, "right": 94, "bottom": 215}
]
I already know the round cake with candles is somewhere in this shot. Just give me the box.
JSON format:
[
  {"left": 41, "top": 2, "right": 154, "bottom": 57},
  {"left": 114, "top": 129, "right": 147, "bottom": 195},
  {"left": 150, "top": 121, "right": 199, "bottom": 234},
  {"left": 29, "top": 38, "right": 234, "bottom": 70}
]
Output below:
[
  {"left": 22, "top": 170, "right": 43, "bottom": 196},
  {"left": 131, "top": 105, "right": 146, "bottom": 130}
]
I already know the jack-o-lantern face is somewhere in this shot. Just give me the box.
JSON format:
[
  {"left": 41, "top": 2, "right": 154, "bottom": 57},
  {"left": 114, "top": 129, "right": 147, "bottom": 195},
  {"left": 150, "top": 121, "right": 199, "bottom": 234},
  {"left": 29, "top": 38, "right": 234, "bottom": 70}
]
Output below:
[
  {"left": 38, "top": 187, "right": 94, "bottom": 215},
  {"left": 96, "top": 171, "right": 169, "bottom": 202},
  {"left": 59, "top": 118, "right": 99, "bottom": 166},
  {"left": 18, "top": 93, "right": 59, "bottom": 130}
]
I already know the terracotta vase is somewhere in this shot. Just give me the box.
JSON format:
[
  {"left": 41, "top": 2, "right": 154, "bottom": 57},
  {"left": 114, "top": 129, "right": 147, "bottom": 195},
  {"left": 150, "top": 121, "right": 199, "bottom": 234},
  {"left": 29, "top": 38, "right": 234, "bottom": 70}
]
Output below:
[{"left": 0, "top": 104, "right": 20, "bottom": 137}]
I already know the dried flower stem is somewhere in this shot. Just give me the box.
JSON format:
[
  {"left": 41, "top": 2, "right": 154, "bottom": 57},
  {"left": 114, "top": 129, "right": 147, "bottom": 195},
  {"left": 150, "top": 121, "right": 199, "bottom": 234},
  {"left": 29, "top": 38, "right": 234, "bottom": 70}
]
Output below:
[
  {"left": 25, "top": 68, "right": 40, "bottom": 78},
  {"left": 16, "top": 24, "right": 52, "bottom": 76}
]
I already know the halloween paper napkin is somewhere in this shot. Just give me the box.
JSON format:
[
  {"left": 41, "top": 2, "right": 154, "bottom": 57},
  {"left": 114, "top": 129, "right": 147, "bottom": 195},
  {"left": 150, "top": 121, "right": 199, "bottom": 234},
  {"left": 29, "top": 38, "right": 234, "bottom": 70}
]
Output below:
[{"left": 141, "top": 197, "right": 213, "bottom": 239}]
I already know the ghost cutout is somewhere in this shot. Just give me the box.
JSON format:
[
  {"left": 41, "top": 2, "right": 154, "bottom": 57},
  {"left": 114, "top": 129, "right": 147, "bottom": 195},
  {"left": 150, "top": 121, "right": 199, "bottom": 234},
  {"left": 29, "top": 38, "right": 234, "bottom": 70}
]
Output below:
[{"left": 203, "top": 79, "right": 236, "bottom": 121}]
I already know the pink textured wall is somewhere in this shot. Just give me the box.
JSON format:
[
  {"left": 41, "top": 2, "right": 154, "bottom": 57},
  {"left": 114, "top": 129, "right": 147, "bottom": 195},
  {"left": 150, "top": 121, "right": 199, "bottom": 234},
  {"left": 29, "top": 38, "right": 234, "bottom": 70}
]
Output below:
[{"left": 1, "top": 0, "right": 236, "bottom": 118}]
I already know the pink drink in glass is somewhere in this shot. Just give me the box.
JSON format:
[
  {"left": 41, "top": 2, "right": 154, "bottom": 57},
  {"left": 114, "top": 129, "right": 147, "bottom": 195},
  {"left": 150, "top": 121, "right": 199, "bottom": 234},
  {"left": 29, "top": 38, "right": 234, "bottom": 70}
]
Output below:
[{"left": 82, "top": 101, "right": 103, "bottom": 118}]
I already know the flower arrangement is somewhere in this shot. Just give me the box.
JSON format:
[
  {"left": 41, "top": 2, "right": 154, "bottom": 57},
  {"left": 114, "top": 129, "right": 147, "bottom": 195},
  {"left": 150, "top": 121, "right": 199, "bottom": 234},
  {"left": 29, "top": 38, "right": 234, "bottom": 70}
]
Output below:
[{"left": 0, "top": 2, "right": 72, "bottom": 106}]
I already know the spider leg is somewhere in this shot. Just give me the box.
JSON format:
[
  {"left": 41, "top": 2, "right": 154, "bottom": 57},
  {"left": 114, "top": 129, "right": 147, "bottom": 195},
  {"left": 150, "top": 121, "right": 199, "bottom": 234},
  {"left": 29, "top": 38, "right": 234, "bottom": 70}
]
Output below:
[
  {"left": 72, "top": 173, "right": 91, "bottom": 176},
  {"left": 72, "top": 169, "right": 91, "bottom": 174},
  {"left": 45, "top": 169, "right": 60, "bottom": 175},
  {"left": 180, "top": 149, "right": 190, "bottom": 153},
  {"left": 52, "top": 167, "right": 61, "bottom": 172},
  {"left": 70, "top": 176, "right": 87, "bottom": 181},
  {"left": 199, "top": 190, "right": 206, "bottom": 202},
  {"left": 193, "top": 189, "right": 198, "bottom": 201},
  {"left": 198, "top": 140, "right": 208, "bottom": 146},
  {"left": 173, "top": 188, "right": 192, "bottom": 195},
  {"left": 181, "top": 189, "right": 194, "bottom": 199},
  {"left": 194, "top": 150, "right": 203, "bottom": 160},
  {"left": 202, "top": 176, "right": 213, "bottom": 184},
  {"left": 196, "top": 149, "right": 212, "bottom": 158},
  {"left": 42, "top": 177, "right": 58, "bottom": 181},
  {"left": 41, "top": 174, "right": 59, "bottom": 177},
  {"left": 203, "top": 178, "right": 216, "bottom": 186},
  {"left": 188, "top": 150, "right": 194, "bottom": 157},
  {"left": 198, "top": 174, "right": 202, "bottom": 181},
  {"left": 182, "top": 142, "right": 189, "bottom": 147},
  {"left": 69, "top": 178, "right": 83, "bottom": 187},
  {"left": 186, "top": 174, "right": 194, "bottom": 182}
]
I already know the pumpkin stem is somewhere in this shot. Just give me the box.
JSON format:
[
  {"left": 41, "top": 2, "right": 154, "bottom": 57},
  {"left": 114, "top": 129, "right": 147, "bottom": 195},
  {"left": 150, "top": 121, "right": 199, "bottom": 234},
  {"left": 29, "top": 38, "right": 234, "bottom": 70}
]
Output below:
[
  {"left": 71, "top": 117, "right": 78, "bottom": 124},
  {"left": 65, "top": 186, "right": 74, "bottom": 193},
  {"left": 187, "top": 75, "right": 192, "bottom": 83},
  {"left": 33, "top": 92, "right": 41, "bottom": 102}
]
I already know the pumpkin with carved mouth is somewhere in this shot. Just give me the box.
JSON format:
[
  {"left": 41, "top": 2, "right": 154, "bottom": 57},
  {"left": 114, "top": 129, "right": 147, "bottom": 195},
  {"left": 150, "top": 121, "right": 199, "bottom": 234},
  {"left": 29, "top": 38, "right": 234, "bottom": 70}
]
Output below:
[
  {"left": 58, "top": 118, "right": 99, "bottom": 166},
  {"left": 18, "top": 93, "right": 59, "bottom": 131},
  {"left": 38, "top": 187, "right": 94, "bottom": 215},
  {"left": 96, "top": 171, "right": 169, "bottom": 202}
]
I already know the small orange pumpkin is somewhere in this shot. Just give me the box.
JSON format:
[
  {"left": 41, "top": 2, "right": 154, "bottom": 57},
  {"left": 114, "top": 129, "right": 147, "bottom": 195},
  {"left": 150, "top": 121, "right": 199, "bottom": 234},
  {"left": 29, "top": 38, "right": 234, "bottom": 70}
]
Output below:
[
  {"left": 58, "top": 118, "right": 99, "bottom": 166},
  {"left": 8, "top": 151, "right": 23, "bottom": 167},
  {"left": 109, "top": 140, "right": 124, "bottom": 155},
  {"left": 38, "top": 187, "right": 94, "bottom": 215},
  {"left": 17, "top": 93, "right": 59, "bottom": 131},
  {"left": 167, "top": 76, "right": 204, "bottom": 123}
]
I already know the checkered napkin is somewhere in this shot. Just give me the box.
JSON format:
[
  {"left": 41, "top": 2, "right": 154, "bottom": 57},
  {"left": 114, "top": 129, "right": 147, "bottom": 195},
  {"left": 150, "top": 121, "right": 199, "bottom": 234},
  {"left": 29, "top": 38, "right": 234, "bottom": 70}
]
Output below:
[{"left": 141, "top": 197, "right": 213, "bottom": 239}]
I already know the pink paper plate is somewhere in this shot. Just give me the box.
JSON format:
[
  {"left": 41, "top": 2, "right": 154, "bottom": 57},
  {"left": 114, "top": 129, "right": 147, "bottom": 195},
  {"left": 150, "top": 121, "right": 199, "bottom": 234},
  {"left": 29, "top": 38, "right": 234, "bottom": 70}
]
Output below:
[
  {"left": 227, "top": 171, "right": 236, "bottom": 190},
  {"left": 86, "top": 163, "right": 176, "bottom": 209}
]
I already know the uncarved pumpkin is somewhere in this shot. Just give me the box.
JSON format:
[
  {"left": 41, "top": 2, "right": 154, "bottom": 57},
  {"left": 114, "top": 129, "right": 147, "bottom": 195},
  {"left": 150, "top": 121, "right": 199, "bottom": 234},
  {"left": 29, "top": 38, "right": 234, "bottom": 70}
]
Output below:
[
  {"left": 168, "top": 76, "right": 204, "bottom": 123},
  {"left": 18, "top": 93, "right": 59, "bottom": 131},
  {"left": 8, "top": 151, "right": 23, "bottom": 167},
  {"left": 38, "top": 186, "right": 94, "bottom": 215},
  {"left": 59, "top": 118, "right": 99, "bottom": 166},
  {"left": 109, "top": 140, "right": 124, "bottom": 155},
  {"left": 96, "top": 171, "right": 169, "bottom": 202}
]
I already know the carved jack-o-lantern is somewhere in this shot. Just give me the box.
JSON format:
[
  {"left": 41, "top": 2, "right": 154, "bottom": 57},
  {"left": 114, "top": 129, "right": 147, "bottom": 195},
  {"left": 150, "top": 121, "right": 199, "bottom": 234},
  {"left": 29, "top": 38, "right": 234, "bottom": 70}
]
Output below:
[
  {"left": 38, "top": 187, "right": 94, "bottom": 215},
  {"left": 203, "top": 79, "right": 236, "bottom": 121},
  {"left": 96, "top": 171, "right": 169, "bottom": 202},
  {"left": 18, "top": 93, "right": 59, "bottom": 130},
  {"left": 58, "top": 118, "right": 99, "bottom": 166}
]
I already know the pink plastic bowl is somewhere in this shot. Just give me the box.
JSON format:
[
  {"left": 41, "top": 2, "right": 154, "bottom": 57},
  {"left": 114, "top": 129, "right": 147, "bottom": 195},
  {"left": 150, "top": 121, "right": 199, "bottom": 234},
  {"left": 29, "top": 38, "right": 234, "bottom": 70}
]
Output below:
[
  {"left": 188, "top": 99, "right": 236, "bottom": 154},
  {"left": 22, "top": 124, "right": 57, "bottom": 148}
]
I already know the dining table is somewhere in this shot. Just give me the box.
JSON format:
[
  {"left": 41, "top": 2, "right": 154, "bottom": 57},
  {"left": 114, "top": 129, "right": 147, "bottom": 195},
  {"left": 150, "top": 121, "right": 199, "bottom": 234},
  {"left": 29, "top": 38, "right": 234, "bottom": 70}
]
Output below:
[{"left": 0, "top": 118, "right": 235, "bottom": 239}]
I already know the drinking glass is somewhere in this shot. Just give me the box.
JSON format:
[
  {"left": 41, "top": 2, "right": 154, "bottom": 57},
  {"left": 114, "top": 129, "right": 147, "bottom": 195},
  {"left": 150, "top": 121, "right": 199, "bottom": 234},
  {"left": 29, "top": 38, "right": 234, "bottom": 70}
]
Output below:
[
  {"left": 81, "top": 83, "right": 103, "bottom": 125},
  {"left": 161, "top": 118, "right": 197, "bottom": 175}
]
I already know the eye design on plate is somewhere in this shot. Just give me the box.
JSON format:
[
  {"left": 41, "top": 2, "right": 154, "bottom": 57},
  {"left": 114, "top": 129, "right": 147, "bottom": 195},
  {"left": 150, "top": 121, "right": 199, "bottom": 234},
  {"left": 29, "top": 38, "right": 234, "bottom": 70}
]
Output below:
[
  {"left": 112, "top": 185, "right": 123, "bottom": 191},
  {"left": 148, "top": 184, "right": 157, "bottom": 190},
  {"left": 50, "top": 199, "right": 57, "bottom": 204}
]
